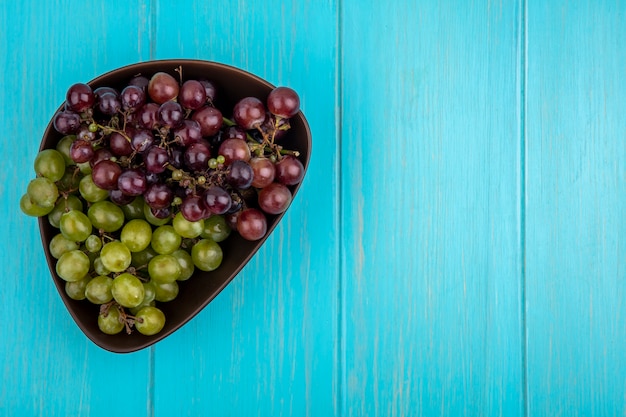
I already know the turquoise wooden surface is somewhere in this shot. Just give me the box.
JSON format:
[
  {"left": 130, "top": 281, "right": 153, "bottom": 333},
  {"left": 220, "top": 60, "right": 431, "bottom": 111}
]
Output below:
[{"left": 0, "top": 1, "right": 624, "bottom": 416}]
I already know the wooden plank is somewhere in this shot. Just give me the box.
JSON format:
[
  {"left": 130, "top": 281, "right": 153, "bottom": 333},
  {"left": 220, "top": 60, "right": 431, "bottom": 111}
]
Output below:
[
  {"left": 0, "top": 1, "right": 153, "bottom": 415},
  {"left": 340, "top": 1, "right": 525, "bottom": 415},
  {"left": 150, "top": 1, "right": 340, "bottom": 416},
  {"left": 526, "top": 1, "right": 626, "bottom": 415}
]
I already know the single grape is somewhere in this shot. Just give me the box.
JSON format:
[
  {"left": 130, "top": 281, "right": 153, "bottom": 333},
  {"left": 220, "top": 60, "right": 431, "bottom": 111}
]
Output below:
[
  {"left": 121, "top": 196, "right": 145, "bottom": 220},
  {"left": 136, "top": 102, "right": 160, "bottom": 129},
  {"left": 56, "top": 135, "right": 77, "bottom": 165},
  {"left": 258, "top": 182, "right": 292, "bottom": 214},
  {"left": 249, "top": 157, "right": 276, "bottom": 188},
  {"left": 56, "top": 250, "right": 90, "bottom": 282},
  {"left": 134, "top": 306, "right": 166, "bottom": 336},
  {"left": 85, "top": 234, "right": 103, "bottom": 253},
  {"left": 172, "top": 211, "right": 204, "bottom": 238},
  {"left": 183, "top": 141, "right": 211, "bottom": 171},
  {"left": 237, "top": 208, "right": 267, "bottom": 241},
  {"left": 148, "top": 254, "right": 182, "bottom": 283},
  {"left": 112, "top": 273, "right": 145, "bottom": 308},
  {"left": 53, "top": 110, "right": 81, "bottom": 134},
  {"left": 275, "top": 155, "right": 305, "bottom": 185},
  {"left": 227, "top": 160, "right": 254, "bottom": 189},
  {"left": 107, "top": 132, "right": 133, "bottom": 156},
  {"left": 59, "top": 210, "right": 92, "bottom": 242},
  {"left": 233, "top": 96, "right": 266, "bottom": 129},
  {"left": 191, "top": 238, "right": 223, "bottom": 271},
  {"left": 117, "top": 168, "right": 148, "bottom": 196},
  {"left": 192, "top": 106, "right": 223, "bottom": 137},
  {"left": 152, "top": 280, "right": 179, "bottom": 302},
  {"left": 87, "top": 200, "right": 125, "bottom": 232},
  {"left": 179, "top": 80, "right": 207, "bottom": 110},
  {"left": 129, "top": 75, "right": 149, "bottom": 91},
  {"left": 144, "top": 147, "right": 169, "bottom": 174},
  {"left": 97, "top": 92, "right": 122, "bottom": 115},
  {"left": 144, "top": 183, "right": 174, "bottom": 210},
  {"left": 27, "top": 177, "right": 58, "bottom": 208},
  {"left": 20, "top": 193, "right": 54, "bottom": 217},
  {"left": 65, "top": 275, "right": 92, "bottom": 301},
  {"left": 200, "top": 215, "right": 231, "bottom": 242},
  {"left": 91, "top": 160, "right": 122, "bottom": 190},
  {"left": 66, "top": 83, "right": 95, "bottom": 113},
  {"left": 148, "top": 72, "right": 179, "bottom": 104},
  {"left": 90, "top": 148, "right": 114, "bottom": 168},
  {"left": 180, "top": 195, "right": 206, "bottom": 222},
  {"left": 86, "top": 275, "right": 114, "bottom": 304},
  {"left": 121, "top": 85, "right": 146, "bottom": 112},
  {"left": 69, "top": 139, "right": 95, "bottom": 164},
  {"left": 198, "top": 79, "right": 217, "bottom": 102},
  {"left": 129, "top": 129, "right": 154, "bottom": 154},
  {"left": 100, "top": 240, "right": 132, "bottom": 273},
  {"left": 131, "top": 246, "right": 158, "bottom": 268},
  {"left": 79, "top": 175, "right": 109, "bottom": 203},
  {"left": 34, "top": 149, "right": 66, "bottom": 182},
  {"left": 49, "top": 233, "right": 80, "bottom": 259},
  {"left": 98, "top": 306, "right": 124, "bottom": 335},
  {"left": 171, "top": 249, "right": 195, "bottom": 281},
  {"left": 267, "top": 86, "right": 300, "bottom": 118},
  {"left": 218, "top": 138, "right": 251, "bottom": 165},
  {"left": 109, "top": 189, "right": 135, "bottom": 206},
  {"left": 151, "top": 225, "right": 182, "bottom": 255},
  {"left": 120, "top": 219, "right": 153, "bottom": 252},
  {"left": 173, "top": 120, "right": 202, "bottom": 146},
  {"left": 202, "top": 186, "right": 231, "bottom": 215}
]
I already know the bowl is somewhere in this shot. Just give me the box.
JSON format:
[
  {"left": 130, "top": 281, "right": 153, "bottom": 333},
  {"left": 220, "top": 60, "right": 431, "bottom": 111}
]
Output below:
[{"left": 37, "top": 59, "right": 311, "bottom": 353}]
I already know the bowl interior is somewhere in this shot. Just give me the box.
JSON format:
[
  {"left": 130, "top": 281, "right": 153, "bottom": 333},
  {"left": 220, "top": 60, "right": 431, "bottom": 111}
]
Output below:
[{"left": 38, "top": 59, "right": 311, "bottom": 353}]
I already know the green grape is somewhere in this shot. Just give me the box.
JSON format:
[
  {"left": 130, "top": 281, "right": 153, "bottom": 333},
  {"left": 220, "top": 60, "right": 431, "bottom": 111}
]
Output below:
[
  {"left": 93, "top": 257, "right": 110, "bottom": 275},
  {"left": 172, "top": 212, "right": 204, "bottom": 238},
  {"left": 191, "top": 239, "right": 223, "bottom": 272},
  {"left": 65, "top": 275, "right": 92, "bottom": 301},
  {"left": 143, "top": 203, "right": 170, "bottom": 226},
  {"left": 98, "top": 306, "right": 124, "bottom": 335},
  {"left": 142, "top": 281, "right": 157, "bottom": 304},
  {"left": 153, "top": 280, "right": 179, "bottom": 302},
  {"left": 171, "top": 249, "right": 195, "bottom": 281},
  {"left": 134, "top": 306, "right": 166, "bottom": 336},
  {"left": 56, "top": 135, "right": 77, "bottom": 165},
  {"left": 34, "top": 149, "right": 66, "bottom": 182},
  {"left": 85, "top": 235, "right": 103, "bottom": 253},
  {"left": 77, "top": 161, "right": 92, "bottom": 175},
  {"left": 148, "top": 254, "right": 181, "bottom": 283},
  {"left": 129, "top": 300, "right": 155, "bottom": 316},
  {"left": 121, "top": 197, "right": 146, "bottom": 220},
  {"left": 56, "top": 168, "right": 82, "bottom": 192},
  {"left": 111, "top": 273, "right": 145, "bottom": 308},
  {"left": 100, "top": 241, "right": 132, "bottom": 273},
  {"left": 120, "top": 219, "right": 153, "bottom": 252},
  {"left": 79, "top": 174, "right": 108, "bottom": 203},
  {"left": 131, "top": 246, "right": 158, "bottom": 268},
  {"left": 20, "top": 193, "right": 54, "bottom": 217},
  {"left": 151, "top": 225, "right": 182, "bottom": 255},
  {"left": 49, "top": 233, "right": 80, "bottom": 259},
  {"left": 27, "top": 177, "right": 59, "bottom": 208},
  {"left": 56, "top": 250, "right": 90, "bottom": 282},
  {"left": 47, "top": 195, "right": 83, "bottom": 228},
  {"left": 85, "top": 275, "right": 114, "bottom": 304},
  {"left": 59, "top": 210, "right": 92, "bottom": 242},
  {"left": 200, "top": 215, "right": 231, "bottom": 242},
  {"left": 88, "top": 201, "right": 125, "bottom": 232}
]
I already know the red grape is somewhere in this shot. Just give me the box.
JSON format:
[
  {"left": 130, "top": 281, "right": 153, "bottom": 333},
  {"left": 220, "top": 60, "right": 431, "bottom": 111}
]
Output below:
[
  {"left": 267, "top": 87, "right": 300, "bottom": 118},
  {"left": 66, "top": 83, "right": 95, "bottom": 112},
  {"left": 258, "top": 182, "right": 292, "bottom": 215},
  {"left": 148, "top": 72, "right": 179, "bottom": 104},
  {"left": 275, "top": 155, "right": 305, "bottom": 185},
  {"left": 192, "top": 106, "right": 223, "bottom": 137},
  {"left": 91, "top": 160, "right": 122, "bottom": 190},
  {"left": 233, "top": 97, "right": 266, "bottom": 130},
  {"left": 53, "top": 110, "right": 81, "bottom": 134},
  {"left": 249, "top": 157, "right": 276, "bottom": 188},
  {"left": 179, "top": 80, "right": 207, "bottom": 110},
  {"left": 237, "top": 208, "right": 267, "bottom": 241},
  {"left": 218, "top": 138, "right": 251, "bottom": 165}
]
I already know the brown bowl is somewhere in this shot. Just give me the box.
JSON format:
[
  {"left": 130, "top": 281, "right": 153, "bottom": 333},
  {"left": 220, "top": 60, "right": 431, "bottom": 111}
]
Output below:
[{"left": 38, "top": 59, "right": 311, "bottom": 353}]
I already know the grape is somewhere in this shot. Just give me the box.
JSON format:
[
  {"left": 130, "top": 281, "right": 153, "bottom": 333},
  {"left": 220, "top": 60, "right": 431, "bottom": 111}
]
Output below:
[
  {"left": 183, "top": 141, "right": 211, "bottom": 171},
  {"left": 148, "top": 72, "right": 179, "bottom": 104},
  {"left": 66, "top": 83, "right": 95, "bottom": 112},
  {"left": 200, "top": 215, "right": 231, "bottom": 242},
  {"left": 121, "top": 196, "right": 145, "bottom": 220},
  {"left": 53, "top": 110, "right": 81, "bottom": 134},
  {"left": 198, "top": 79, "right": 217, "bottom": 102},
  {"left": 233, "top": 96, "right": 266, "bottom": 129},
  {"left": 48, "top": 195, "right": 83, "bottom": 228},
  {"left": 148, "top": 254, "right": 181, "bottom": 283},
  {"left": 258, "top": 182, "right": 292, "bottom": 214},
  {"left": 179, "top": 80, "right": 207, "bottom": 110},
  {"left": 172, "top": 212, "right": 204, "bottom": 238},
  {"left": 173, "top": 120, "right": 202, "bottom": 146},
  {"left": 144, "top": 147, "right": 169, "bottom": 174},
  {"left": 192, "top": 106, "right": 222, "bottom": 136},
  {"left": 112, "top": 273, "right": 145, "bottom": 308},
  {"left": 120, "top": 219, "right": 153, "bottom": 252},
  {"left": 136, "top": 102, "right": 160, "bottom": 129},
  {"left": 34, "top": 149, "right": 66, "bottom": 182},
  {"left": 143, "top": 202, "right": 171, "bottom": 226},
  {"left": 129, "top": 75, "right": 149, "bottom": 91},
  {"left": 109, "top": 189, "right": 136, "bottom": 206},
  {"left": 121, "top": 85, "right": 146, "bottom": 112},
  {"left": 76, "top": 125, "right": 97, "bottom": 142},
  {"left": 20, "top": 193, "right": 54, "bottom": 217},
  {"left": 59, "top": 210, "right": 92, "bottom": 242},
  {"left": 191, "top": 239, "right": 223, "bottom": 271},
  {"left": 98, "top": 306, "right": 124, "bottom": 335},
  {"left": 91, "top": 160, "right": 122, "bottom": 190},
  {"left": 237, "top": 208, "right": 267, "bottom": 241},
  {"left": 69, "top": 139, "right": 94, "bottom": 164},
  {"left": 100, "top": 240, "right": 132, "bottom": 272},
  {"left": 85, "top": 234, "right": 103, "bottom": 253},
  {"left": 49, "top": 233, "right": 80, "bottom": 259},
  {"left": 227, "top": 160, "right": 254, "bottom": 189},
  {"left": 108, "top": 132, "right": 133, "bottom": 156},
  {"left": 79, "top": 175, "right": 109, "bottom": 203},
  {"left": 86, "top": 275, "right": 114, "bottom": 304},
  {"left": 56, "top": 169, "right": 82, "bottom": 192},
  {"left": 151, "top": 225, "right": 182, "bottom": 255},
  {"left": 131, "top": 246, "right": 158, "bottom": 268},
  {"left": 180, "top": 195, "right": 206, "bottom": 222},
  {"left": 97, "top": 92, "right": 122, "bottom": 115},
  {"left": 27, "top": 177, "right": 58, "bottom": 208},
  {"left": 87, "top": 200, "right": 125, "bottom": 232},
  {"left": 117, "top": 168, "right": 147, "bottom": 196},
  {"left": 134, "top": 306, "right": 166, "bottom": 336},
  {"left": 275, "top": 155, "right": 305, "bottom": 185},
  {"left": 65, "top": 275, "right": 91, "bottom": 301},
  {"left": 202, "top": 186, "right": 231, "bottom": 215},
  {"left": 249, "top": 157, "right": 276, "bottom": 188},
  {"left": 171, "top": 249, "right": 195, "bottom": 281},
  {"left": 144, "top": 183, "right": 174, "bottom": 210},
  {"left": 153, "top": 280, "right": 179, "bottom": 302},
  {"left": 158, "top": 101, "right": 184, "bottom": 129},
  {"left": 56, "top": 135, "right": 77, "bottom": 165},
  {"left": 90, "top": 148, "right": 114, "bottom": 168},
  {"left": 218, "top": 138, "right": 251, "bottom": 165},
  {"left": 131, "top": 129, "right": 155, "bottom": 153},
  {"left": 267, "top": 87, "right": 300, "bottom": 118},
  {"left": 56, "top": 250, "right": 90, "bottom": 282}
]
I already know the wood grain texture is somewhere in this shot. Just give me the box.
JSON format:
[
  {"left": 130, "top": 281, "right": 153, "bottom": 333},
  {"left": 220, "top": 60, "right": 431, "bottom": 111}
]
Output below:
[
  {"left": 340, "top": 1, "right": 525, "bottom": 415},
  {"left": 525, "top": 1, "right": 626, "bottom": 415},
  {"left": 0, "top": 1, "right": 153, "bottom": 415},
  {"left": 150, "top": 1, "right": 340, "bottom": 416}
]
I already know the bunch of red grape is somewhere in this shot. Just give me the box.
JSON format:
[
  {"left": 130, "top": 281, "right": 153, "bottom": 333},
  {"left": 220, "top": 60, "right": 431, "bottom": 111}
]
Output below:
[{"left": 20, "top": 68, "right": 305, "bottom": 336}]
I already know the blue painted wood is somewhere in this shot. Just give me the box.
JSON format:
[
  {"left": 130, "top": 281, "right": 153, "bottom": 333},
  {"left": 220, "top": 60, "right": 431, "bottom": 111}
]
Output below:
[
  {"left": 0, "top": 1, "right": 153, "bottom": 415},
  {"left": 340, "top": 1, "right": 525, "bottom": 415},
  {"left": 526, "top": 1, "right": 626, "bottom": 415}
]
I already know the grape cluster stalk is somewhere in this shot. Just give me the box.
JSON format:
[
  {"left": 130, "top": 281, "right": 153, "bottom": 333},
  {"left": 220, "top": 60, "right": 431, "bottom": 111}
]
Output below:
[{"left": 20, "top": 68, "right": 305, "bottom": 336}]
